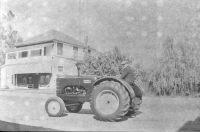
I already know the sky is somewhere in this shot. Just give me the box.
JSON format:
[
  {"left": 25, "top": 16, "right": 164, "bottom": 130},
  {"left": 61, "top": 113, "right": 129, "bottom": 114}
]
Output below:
[
  {"left": 1, "top": 0, "right": 200, "bottom": 68},
  {"left": 1, "top": 0, "right": 80, "bottom": 38}
]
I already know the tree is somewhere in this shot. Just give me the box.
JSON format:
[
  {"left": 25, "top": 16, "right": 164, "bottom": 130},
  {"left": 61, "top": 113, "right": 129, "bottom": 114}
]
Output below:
[
  {"left": 0, "top": 10, "right": 22, "bottom": 65},
  {"left": 149, "top": 36, "right": 200, "bottom": 96}
]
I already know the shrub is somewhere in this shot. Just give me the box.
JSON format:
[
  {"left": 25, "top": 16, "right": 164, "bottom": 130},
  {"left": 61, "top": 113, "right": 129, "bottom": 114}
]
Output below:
[{"left": 80, "top": 47, "right": 135, "bottom": 77}]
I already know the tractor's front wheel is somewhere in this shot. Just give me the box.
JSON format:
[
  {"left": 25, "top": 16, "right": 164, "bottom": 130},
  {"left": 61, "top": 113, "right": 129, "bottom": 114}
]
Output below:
[
  {"left": 45, "top": 96, "right": 65, "bottom": 117},
  {"left": 90, "top": 81, "right": 130, "bottom": 122}
]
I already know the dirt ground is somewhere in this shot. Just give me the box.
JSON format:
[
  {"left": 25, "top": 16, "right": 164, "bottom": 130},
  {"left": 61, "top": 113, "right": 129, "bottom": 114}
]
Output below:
[{"left": 0, "top": 90, "right": 199, "bottom": 131}]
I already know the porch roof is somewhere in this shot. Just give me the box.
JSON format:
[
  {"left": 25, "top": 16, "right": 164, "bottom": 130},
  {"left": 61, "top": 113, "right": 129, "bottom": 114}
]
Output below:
[{"left": 7, "top": 43, "right": 53, "bottom": 53}]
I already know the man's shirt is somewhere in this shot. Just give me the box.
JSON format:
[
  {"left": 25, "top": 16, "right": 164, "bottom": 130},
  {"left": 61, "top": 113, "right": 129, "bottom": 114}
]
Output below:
[{"left": 120, "top": 66, "right": 136, "bottom": 83}]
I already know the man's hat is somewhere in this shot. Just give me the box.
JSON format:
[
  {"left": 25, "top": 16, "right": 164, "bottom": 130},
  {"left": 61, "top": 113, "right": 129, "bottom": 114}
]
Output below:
[{"left": 121, "top": 60, "right": 129, "bottom": 65}]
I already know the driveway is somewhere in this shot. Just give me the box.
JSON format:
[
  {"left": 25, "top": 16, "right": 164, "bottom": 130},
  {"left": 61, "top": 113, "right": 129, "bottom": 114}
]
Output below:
[{"left": 0, "top": 90, "right": 199, "bottom": 131}]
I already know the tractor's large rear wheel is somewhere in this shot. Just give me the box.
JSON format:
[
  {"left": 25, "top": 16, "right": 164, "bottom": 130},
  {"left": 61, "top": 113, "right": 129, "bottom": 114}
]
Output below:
[
  {"left": 131, "top": 81, "right": 143, "bottom": 111},
  {"left": 90, "top": 81, "right": 130, "bottom": 122},
  {"left": 133, "top": 97, "right": 142, "bottom": 110}
]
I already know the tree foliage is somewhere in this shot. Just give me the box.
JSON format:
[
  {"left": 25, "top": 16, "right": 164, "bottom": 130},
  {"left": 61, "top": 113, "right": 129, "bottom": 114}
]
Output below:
[
  {"left": 80, "top": 47, "right": 135, "bottom": 76},
  {"left": 149, "top": 37, "right": 200, "bottom": 96},
  {"left": 0, "top": 11, "right": 22, "bottom": 65}
]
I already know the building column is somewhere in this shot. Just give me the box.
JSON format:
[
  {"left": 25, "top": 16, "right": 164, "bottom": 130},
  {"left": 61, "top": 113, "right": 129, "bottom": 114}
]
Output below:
[
  {"left": 50, "top": 57, "right": 57, "bottom": 90},
  {"left": 15, "top": 74, "right": 17, "bottom": 88}
]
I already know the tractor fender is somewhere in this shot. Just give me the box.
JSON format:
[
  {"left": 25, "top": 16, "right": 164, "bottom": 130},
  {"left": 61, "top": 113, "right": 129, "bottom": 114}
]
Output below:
[
  {"left": 134, "top": 80, "right": 145, "bottom": 96},
  {"left": 93, "top": 77, "right": 135, "bottom": 99}
]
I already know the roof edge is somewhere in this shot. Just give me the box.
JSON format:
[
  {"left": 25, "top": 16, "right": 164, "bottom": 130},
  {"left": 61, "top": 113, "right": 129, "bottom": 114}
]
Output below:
[
  {"left": 54, "top": 39, "right": 86, "bottom": 48},
  {"left": 15, "top": 40, "right": 54, "bottom": 47}
]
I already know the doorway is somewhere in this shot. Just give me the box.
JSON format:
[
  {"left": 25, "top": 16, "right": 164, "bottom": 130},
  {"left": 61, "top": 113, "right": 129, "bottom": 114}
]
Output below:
[{"left": 15, "top": 73, "right": 39, "bottom": 89}]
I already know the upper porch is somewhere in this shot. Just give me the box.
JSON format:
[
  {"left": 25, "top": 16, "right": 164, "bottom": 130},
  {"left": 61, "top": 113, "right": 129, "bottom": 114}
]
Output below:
[{"left": 5, "top": 42, "right": 54, "bottom": 65}]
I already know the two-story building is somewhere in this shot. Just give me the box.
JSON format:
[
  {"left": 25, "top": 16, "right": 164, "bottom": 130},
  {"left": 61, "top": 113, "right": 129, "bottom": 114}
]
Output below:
[{"left": 0, "top": 29, "right": 95, "bottom": 89}]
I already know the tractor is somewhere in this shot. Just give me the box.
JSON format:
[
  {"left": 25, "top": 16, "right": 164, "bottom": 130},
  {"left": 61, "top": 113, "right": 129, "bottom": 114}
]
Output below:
[{"left": 45, "top": 63, "right": 143, "bottom": 122}]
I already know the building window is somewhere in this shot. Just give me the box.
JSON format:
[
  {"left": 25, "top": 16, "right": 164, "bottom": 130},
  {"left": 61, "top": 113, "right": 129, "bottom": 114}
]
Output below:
[
  {"left": 39, "top": 73, "right": 51, "bottom": 86},
  {"left": 30, "top": 49, "right": 42, "bottom": 57},
  {"left": 44, "top": 45, "right": 53, "bottom": 56},
  {"left": 73, "top": 46, "right": 78, "bottom": 59},
  {"left": 7, "top": 53, "right": 16, "bottom": 59},
  {"left": 58, "top": 66, "right": 64, "bottom": 72},
  {"left": 57, "top": 43, "right": 63, "bottom": 56},
  {"left": 16, "top": 74, "right": 28, "bottom": 87},
  {"left": 18, "top": 51, "right": 28, "bottom": 58}
]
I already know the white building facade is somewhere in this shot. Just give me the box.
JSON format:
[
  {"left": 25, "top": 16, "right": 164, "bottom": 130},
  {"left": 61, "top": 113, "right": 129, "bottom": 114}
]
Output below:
[{"left": 0, "top": 29, "right": 95, "bottom": 89}]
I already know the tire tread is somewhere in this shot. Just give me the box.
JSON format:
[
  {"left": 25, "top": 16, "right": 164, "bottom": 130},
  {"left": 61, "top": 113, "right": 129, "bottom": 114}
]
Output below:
[{"left": 90, "top": 81, "right": 130, "bottom": 122}]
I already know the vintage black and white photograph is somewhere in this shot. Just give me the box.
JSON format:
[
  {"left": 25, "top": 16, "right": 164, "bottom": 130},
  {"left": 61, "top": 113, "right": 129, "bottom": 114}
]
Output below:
[{"left": 0, "top": 0, "right": 200, "bottom": 131}]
